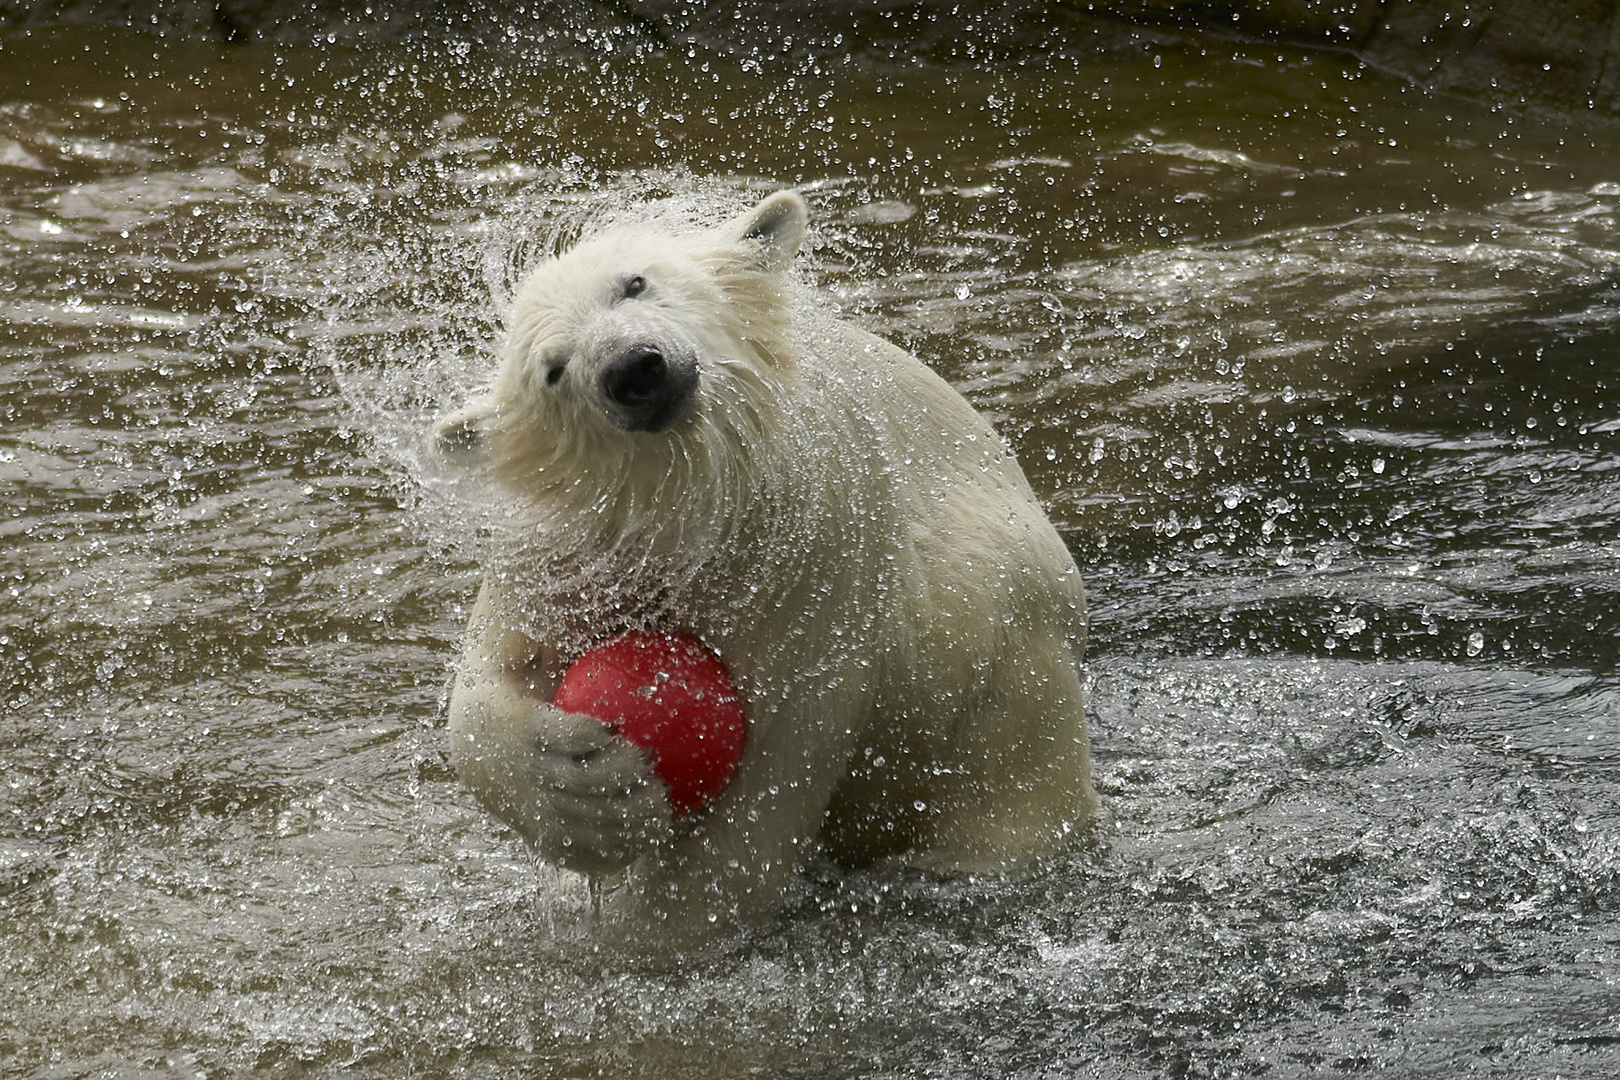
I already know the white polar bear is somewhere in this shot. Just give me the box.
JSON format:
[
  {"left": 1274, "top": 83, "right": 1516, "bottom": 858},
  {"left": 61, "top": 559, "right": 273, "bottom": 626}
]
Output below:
[{"left": 435, "top": 190, "right": 1094, "bottom": 941}]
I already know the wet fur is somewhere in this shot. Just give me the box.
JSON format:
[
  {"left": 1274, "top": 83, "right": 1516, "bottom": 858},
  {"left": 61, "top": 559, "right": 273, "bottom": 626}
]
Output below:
[{"left": 436, "top": 191, "right": 1096, "bottom": 945}]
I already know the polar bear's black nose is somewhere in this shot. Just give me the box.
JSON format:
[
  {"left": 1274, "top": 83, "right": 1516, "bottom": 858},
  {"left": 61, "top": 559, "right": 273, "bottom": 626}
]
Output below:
[
  {"left": 602, "top": 346, "right": 667, "bottom": 407},
  {"left": 600, "top": 345, "right": 697, "bottom": 432}
]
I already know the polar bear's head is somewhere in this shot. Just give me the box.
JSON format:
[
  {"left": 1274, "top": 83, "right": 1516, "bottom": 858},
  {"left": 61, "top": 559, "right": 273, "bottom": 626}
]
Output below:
[{"left": 434, "top": 191, "right": 809, "bottom": 501}]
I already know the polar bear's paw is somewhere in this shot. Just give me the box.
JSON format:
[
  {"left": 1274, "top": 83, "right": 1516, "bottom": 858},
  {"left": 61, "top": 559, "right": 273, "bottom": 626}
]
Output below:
[
  {"left": 530, "top": 726, "right": 674, "bottom": 876},
  {"left": 454, "top": 698, "right": 674, "bottom": 877}
]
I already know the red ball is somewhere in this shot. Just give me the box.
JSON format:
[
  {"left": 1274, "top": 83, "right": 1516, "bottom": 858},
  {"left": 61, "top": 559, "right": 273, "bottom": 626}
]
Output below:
[{"left": 553, "top": 630, "right": 747, "bottom": 819}]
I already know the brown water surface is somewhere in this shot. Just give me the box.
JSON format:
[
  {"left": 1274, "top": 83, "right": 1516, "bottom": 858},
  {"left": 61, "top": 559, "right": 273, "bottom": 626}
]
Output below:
[{"left": 4, "top": 21, "right": 1620, "bottom": 1079}]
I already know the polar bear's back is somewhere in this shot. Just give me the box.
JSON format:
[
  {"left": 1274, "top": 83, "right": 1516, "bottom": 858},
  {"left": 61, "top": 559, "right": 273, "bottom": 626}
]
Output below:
[
  {"left": 810, "top": 317, "right": 1085, "bottom": 642},
  {"left": 802, "top": 316, "right": 1086, "bottom": 734}
]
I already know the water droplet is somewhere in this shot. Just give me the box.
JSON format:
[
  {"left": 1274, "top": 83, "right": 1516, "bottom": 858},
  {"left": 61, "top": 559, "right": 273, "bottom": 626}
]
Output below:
[{"left": 1466, "top": 631, "right": 1485, "bottom": 657}]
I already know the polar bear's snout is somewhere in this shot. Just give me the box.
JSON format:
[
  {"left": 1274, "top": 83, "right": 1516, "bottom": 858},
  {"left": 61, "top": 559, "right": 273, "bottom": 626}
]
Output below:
[{"left": 598, "top": 341, "right": 698, "bottom": 433}]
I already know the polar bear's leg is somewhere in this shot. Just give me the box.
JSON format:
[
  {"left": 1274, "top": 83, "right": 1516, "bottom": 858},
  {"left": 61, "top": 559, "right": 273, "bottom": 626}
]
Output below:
[
  {"left": 913, "top": 631, "right": 1096, "bottom": 873},
  {"left": 598, "top": 680, "right": 878, "bottom": 946},
  {"left": 447, "top": 583, "right": 672, "bottom": 876}
]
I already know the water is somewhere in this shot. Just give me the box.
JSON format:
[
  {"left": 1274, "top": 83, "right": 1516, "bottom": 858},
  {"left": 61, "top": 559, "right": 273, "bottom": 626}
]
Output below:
[{"left": 3, "top": 17, "right": 1619, "bottom": 1078}]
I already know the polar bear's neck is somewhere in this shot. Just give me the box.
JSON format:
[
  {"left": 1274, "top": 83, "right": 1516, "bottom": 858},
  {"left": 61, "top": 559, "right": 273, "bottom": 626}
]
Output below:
[{"left": 492, "top": 374, "right": 884, "bottom": 655}]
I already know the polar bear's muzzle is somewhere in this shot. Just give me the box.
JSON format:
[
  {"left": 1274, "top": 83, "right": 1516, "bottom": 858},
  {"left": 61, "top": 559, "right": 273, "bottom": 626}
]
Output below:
[{"left": 598, "top": 342, "right": 698, "bottom": 434}]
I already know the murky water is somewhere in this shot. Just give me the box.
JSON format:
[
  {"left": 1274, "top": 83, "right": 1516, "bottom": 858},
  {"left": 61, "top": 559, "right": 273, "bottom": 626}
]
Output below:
[{"left": 4, "top": 17, "right": 1620, "bottom": 1078}]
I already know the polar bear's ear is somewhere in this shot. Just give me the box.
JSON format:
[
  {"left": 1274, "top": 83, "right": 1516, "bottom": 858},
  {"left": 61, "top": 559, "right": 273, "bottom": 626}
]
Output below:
[
  {"left": 724, "top": 190, "right": 808, "bottom": 274},
  {"left": 433, "top": 395, "right": 499, "bottom": 466}
]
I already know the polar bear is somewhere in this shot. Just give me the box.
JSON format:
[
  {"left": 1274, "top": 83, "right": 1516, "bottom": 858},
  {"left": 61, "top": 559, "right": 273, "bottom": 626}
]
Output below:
[{"left": 434, "top": 190, "right": 1094, "bottom": 941}]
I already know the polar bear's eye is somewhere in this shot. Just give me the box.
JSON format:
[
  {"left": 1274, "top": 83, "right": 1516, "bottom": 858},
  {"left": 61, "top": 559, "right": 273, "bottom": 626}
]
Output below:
[{"left": 621, "top": 274, "right": 647, "bottom": 299}]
